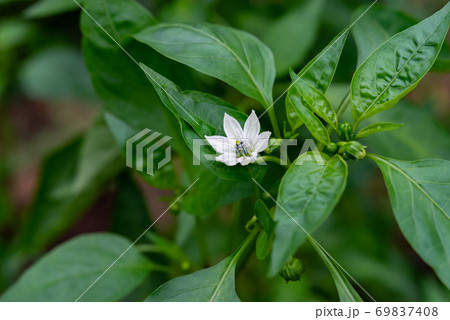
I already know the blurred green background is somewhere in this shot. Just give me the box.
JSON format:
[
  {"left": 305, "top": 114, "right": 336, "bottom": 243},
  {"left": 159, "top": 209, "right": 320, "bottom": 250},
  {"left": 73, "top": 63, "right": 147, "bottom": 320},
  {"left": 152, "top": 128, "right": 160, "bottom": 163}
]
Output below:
[{"left": 0, "top": 0, "right": 449, "bottom": 301}]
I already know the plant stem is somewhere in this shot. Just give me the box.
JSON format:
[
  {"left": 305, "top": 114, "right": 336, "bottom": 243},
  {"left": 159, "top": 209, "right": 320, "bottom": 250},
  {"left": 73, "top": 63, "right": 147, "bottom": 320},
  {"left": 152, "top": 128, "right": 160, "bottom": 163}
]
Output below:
[
  {"left": 194, "top": 216, "right": 210, "bottom": 266},
  {"left": 267, "top": 107, "right": 281, "bottom": 138},
  {"left": 232, "top": 226, "right": 261, "bottom": 261},
  {"left": 258, "top": 155, "right": 289, "bottom": 167}
]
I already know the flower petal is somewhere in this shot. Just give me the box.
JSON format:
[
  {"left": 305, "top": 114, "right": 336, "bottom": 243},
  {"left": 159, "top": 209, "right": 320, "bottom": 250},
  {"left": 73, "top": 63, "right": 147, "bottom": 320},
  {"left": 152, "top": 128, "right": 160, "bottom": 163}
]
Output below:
[
  {"left": 216, "top": 152, "right": 239, "bottom": 166},
  {"left": 243, "top": 110, "right": 260, "bottom": 141},
  {"left": 205, "top": 135, "right": 236, "bottom": 154},
  {"left": 252, "top": 131, "right": 271, "bottom": 153},
  {"left": 223, "top": 113, "right": 244, "bottom": 140}
]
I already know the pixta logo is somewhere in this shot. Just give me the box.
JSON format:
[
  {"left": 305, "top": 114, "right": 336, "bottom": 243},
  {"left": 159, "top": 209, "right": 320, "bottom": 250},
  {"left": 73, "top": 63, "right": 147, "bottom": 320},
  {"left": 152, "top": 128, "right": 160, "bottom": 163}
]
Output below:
[{"left": 126, "top": 129, "right": 172, "bottom": 176}]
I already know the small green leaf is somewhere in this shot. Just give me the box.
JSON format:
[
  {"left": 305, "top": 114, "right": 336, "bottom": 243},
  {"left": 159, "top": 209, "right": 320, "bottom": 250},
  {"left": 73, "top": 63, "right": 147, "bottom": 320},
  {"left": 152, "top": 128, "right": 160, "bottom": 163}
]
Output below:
[
  {"left": 290, "top": 71, "right": 338, "bottom": 130},
  {"left": 351, "top": 3, "right": 450, "bottom": 127},
  {"left": 256, "top": 230, "right": 273, "bottom": 261},
  {"left": 355, "top": 122, "right": 403, "bottom": 140},
  {"left": 369, "top": 154, "right": 450, "bottom": 289},
  {"left": 286, "top": 27, "right": 349, "bottom": 130},
  {"left": 0, "top": 233, "right": 153, "bottom": 301},
  {"left": 289, "top": 95, "right": 330, "bottom": 145},
  {"left": 254, "top": 200, "right": 274, "bottom": 234},
  {"left": 269, "top": 152, "right": 347, "bottom": 276},
  {"left": 263, "top": 0, "right": 324, "bottom": 76},
  {"left": 135, "top": 22, "right": 275, "bottom": 107},
  {"left": 308, "top": 238, "right": 363, "bottom": 302}
]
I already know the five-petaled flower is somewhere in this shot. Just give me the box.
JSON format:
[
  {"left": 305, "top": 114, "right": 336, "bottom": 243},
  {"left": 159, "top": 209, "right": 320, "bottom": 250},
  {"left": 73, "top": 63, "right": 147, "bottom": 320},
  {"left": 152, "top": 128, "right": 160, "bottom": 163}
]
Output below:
[{"left": 205, "top": 110, "right": 271, "bottom": 166}]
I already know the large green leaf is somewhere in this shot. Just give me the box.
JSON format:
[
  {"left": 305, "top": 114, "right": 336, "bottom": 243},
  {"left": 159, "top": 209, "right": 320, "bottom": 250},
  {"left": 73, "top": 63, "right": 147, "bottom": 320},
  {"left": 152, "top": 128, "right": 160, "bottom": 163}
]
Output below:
[
  {"left": 180, "top": 121, "right": 266, "bottom": 181},
  {"left": 181, "top": 168, "right": 254, "bottom": 216},
  {"left": 263, "top": 0, "right": 324, "bottom": 76},
  {"left": 139, "top": 64, "right": 247, "bottom": 137},
  {"left": 111, "top": 173, "right": 151, "bottom": 240},
  {"left": 352, "top": 4, "right": 450, "bottom": 71},
  {"left": 308, "top": 238, "right": 363, "bottom": 302},
  {"left": 351, "top": 3, "right": 450, "bottom": 127},
  {"left": 286, "top": 27, "right": 349, "bottom": 130},
  {"left": 17, "top": 117, "right": 122, "bottom": 254},
  {"left": 369, "top": 154, "right": 450, "bottom": 289},
  {"left": 0, "top": 233, "right": 153, "bottom": 301},
  {"left": 145, "top": 229, "right": 259, "bottom": 301},
  {"left": 135, "top": 22, "right": 275, "bottom": 107},
  {"left": 269, "top": 152, "right": 347, "bottom": 275}
]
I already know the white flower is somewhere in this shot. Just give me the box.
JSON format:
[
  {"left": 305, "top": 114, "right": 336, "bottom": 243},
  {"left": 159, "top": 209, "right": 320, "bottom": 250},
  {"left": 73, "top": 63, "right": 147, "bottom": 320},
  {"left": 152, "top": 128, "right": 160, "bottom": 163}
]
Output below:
[{"left": 205, "top": 110, "right": 271, "bottom": 166}]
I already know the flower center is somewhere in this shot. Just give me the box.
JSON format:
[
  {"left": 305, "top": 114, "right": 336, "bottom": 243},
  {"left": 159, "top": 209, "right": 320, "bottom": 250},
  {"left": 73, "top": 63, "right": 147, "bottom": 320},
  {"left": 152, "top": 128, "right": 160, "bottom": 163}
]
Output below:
[{"left": 235, "top": 140, "right": 250, "bottom": 157}]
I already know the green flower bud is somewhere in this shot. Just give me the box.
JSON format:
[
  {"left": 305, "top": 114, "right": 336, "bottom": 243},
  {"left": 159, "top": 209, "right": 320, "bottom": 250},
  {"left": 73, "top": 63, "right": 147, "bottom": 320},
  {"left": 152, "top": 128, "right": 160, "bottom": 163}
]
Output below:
[
  {"left": 325, "top": 142, "right": 338, "bottom": 153},
  {"left": 338, "top": 122, "right": 354, "bottom": 141},
  {"left": 338, "top": 141, "right": 367, "bottom": 160},
  {"left": 279, "top": 257, "right": 305, "bottom": 283}
]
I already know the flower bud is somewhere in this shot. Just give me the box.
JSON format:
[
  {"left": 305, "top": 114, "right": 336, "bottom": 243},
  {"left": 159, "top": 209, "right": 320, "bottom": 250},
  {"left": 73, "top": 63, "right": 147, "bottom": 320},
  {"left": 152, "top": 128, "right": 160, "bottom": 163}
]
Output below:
[
  {"left": 279, "top": 257, "right": 305, "bottom": 283},
  {"left": 338, "top": 122, "right": 354, "bottom": 141},
  {"left": 338, "top": 141, "right": 367, "bottom": 160},
  {"left": 325, "top": 142, "right": 338, "bottom": 153}
]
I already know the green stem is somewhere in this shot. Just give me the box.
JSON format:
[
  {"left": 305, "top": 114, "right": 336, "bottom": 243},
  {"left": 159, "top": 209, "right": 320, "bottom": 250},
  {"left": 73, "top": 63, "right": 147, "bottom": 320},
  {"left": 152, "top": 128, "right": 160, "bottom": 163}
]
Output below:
[
  {"left": 232, "top": 226, "right": 261, "bottom": 261},
  {"left": 267, "top": 108, "right": 281, "bottom": 138},
  {"left": 194, "top": 216, "right": 210, "bottom": 266},
  {"left": 258, "top": 155, "right": 288, "bottom": 167}
]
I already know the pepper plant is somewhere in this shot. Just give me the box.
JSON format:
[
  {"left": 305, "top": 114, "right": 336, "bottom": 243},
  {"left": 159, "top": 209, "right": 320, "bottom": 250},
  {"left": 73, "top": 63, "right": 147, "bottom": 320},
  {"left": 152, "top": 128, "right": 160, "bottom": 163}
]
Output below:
[{"left": 1, "top": 0, "right": 449, "bottom": 302}]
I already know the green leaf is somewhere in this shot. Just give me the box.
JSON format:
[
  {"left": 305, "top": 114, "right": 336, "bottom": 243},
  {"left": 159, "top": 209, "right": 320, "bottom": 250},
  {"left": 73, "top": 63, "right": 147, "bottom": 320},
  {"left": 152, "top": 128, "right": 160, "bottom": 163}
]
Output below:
[
  {"left": 269, "top": 152, "right": 347, "bottom": 276},
  {"left": 182, "top": 169, "right": 254, "bottom": 216},
  {"left": 145, "top": 229, "right": 259, "bottom": 301},
  {"left": 355, "top": 122, "right": 403, "bottom": 140},
  {"left": 254, "top": 200, "right": 274, "bottom": 234},
  {"left": 286, "top": 27, "right": 349, "bottom": 130},
  {"left": 18, "top": 46, "right": 96, "bottom": 101},
  {"left": 369, "top": 154, "right": 450, "bottom": 289},
  {"left": 290, "top": 71, "right": 338, "bottom": 130},
  {"left": 289, "top": 95, "right": 330, "bottom": 145},
  {"left": 179, "top": 121, "right": 266, "bottom": 181},
  {"left": 17, "top": 117, "right": 122, "bottom": 253},
  {"left": 351, "top": 3, "right": 450, "bottom": 127},
  {"left": 263, "top": 0, "right": 324, "bottom": 76},
  {"left": 351, "top": 5, "right": 417, "bottom": 67},
  {"left": 0, "top": 233, "right": 153, "bottom": 301},
  {"left": 308, "top": 238, "right": 363, "bottom": 302},
  {"left": 139, "top": 65, "right": 266, "bottom": 181},
  {"left": 256, "top": 230, "right": 273, "bottom": 261},
  {"left": 363, "top": 101, "right": 450, "bottom": 160},
  {"left": 135, "top": 22, "right": 275, "bottom": 107},
  {"left": 111, "top": 173, "right": 151, "bottom": 240},
  {"left": 24, "top": 0, "right": 79, "bottom": 18},
  {"left": 139, "top": 63, "right": 247, "bottom": 137}
]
